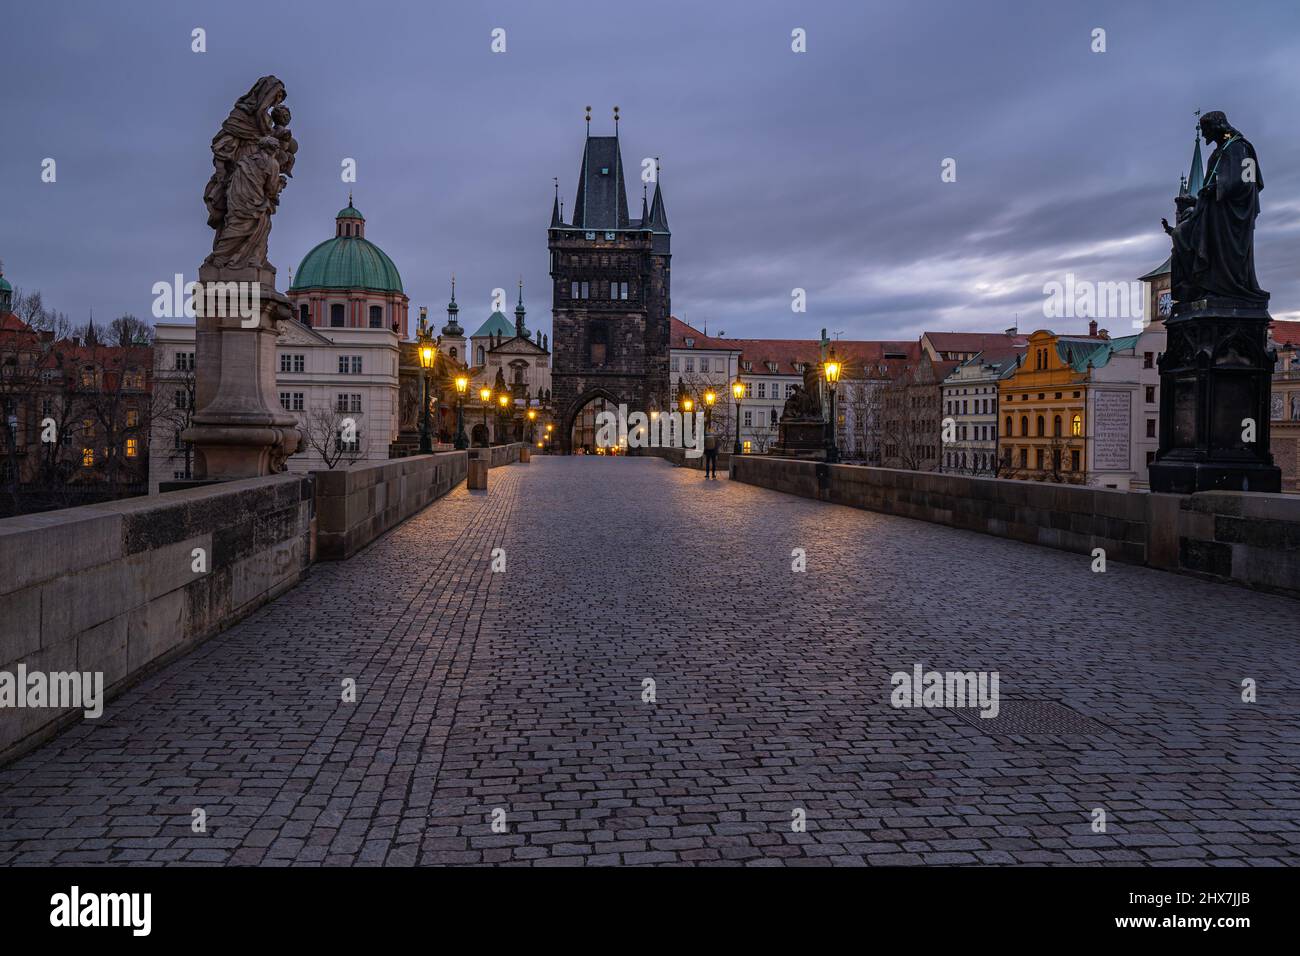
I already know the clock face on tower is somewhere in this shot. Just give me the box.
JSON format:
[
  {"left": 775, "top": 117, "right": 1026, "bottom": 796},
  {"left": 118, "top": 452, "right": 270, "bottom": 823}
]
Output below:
[{"left": 1158, "top": 291, "right": 1172, "bottom": 317}]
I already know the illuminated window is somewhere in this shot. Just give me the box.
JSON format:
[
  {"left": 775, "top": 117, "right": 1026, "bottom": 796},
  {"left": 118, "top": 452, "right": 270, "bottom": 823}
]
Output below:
[
  {"left": 125, "top": 438, "right": 138, "bottom": 458},
  {"left": 126, "top": 410, "right": 139, "bottom": 427},
  {"left": 1071, "top": 414, "right": 1083, "bottom": 437},
  {"left": 742, "top": 440, "right": 752, "bottom": 453},
  {"left": 82, "top": 447, "right": 94, "bottom": 467}
]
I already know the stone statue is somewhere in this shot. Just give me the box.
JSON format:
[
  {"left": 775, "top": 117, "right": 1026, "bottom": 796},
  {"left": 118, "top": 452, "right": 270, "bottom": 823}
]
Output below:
[
  {"left": 203, "top": 75, "right": 295, "bottom": 271},
  {"left": 1161, "top": 111, "right": 1268, "bottom": 307}
]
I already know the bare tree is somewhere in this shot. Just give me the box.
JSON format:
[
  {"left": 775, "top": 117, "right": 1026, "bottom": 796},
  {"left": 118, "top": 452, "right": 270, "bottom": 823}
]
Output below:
[{"left": 300, "top": 403, "right": 363, "bottom": 470}]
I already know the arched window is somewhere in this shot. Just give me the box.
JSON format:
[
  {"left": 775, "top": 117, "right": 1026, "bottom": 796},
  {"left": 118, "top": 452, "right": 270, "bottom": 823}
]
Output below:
[
  {"left": 298, "top": 303, "right": 310, "bottom": 325},
  {"left": 1036, "top": 415, "right": 1045, "bottom": 437},
  {"left": 1053, "top": 415, "right": 1062, "bottom": 437},
  {"left": 1005, "top": 415, "right": 1012, "bottom": 435},
  {"left": 1020, "top": 415, "right": 1029, "bottom": 436},
  {"left": 369, "top": 305, "right": 383, "bottom": 329},
  {"left": 1071, "top": 414, "right": 1083, "bottom": 436},
  {"left": 476, "top": 345, "right": 485, "bottom": 365}
]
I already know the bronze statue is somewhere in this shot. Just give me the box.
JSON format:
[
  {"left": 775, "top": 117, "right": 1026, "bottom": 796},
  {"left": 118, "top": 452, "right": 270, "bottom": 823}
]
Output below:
[
  {"left": 203, "top": 75, "right": 295, "bottom": 270},
  {"left": 1161, "top": 110, "right": 1267, "bottom": 307}
]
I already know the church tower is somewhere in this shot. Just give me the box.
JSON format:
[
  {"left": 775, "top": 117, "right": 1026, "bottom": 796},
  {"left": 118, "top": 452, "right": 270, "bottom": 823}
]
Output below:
[{"left": 548, "top": 107, "right": 671, "bottom": 453}]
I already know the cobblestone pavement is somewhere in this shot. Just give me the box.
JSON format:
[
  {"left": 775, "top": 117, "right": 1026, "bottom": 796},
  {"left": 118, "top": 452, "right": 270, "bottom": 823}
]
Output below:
[{"left": 2, "top": 457, "right": 1298, "bottom": 866}]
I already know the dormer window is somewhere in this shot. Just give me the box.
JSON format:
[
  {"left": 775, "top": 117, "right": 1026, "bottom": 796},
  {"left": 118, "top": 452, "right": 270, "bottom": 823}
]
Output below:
[
  {"left": 766, "top": 361, "right": 777, "bottom": 373},
  {"left": 684, "top": 337, "right": 694, "bottom": 348}
]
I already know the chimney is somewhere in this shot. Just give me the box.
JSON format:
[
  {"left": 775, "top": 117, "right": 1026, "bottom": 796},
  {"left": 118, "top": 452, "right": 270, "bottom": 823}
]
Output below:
[
  {"left": 1098, "top": 328, "right": 1110, "bottom": 340},
  {"left": 1088, "top": 319, "right": 1098, "bottom": 337},
  {"left": 1004, "top": 327, "right": 1016, "bottom": 336}
]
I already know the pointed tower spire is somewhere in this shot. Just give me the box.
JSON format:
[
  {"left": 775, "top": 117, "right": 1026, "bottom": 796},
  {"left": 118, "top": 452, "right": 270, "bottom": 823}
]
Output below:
[
  {"left": 648, "top": 158, "right": 669, "bottom": 233},
  {"left": 442, "top": 272, "right": 463, "bottom": 337},
  {"left": 551, "top": 177, "right": 562, "bottom": 227},
  {"left": 514, "top": 277, "right": 528, "bottom": 339},
  {"left": 641, "top": 182, "right": 650, "bottom": 226}
]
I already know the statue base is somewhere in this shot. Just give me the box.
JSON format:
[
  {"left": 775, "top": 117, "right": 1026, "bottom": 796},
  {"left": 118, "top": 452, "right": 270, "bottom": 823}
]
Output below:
[
  {"left": 1148, "top": 299, "right": 1281, "bottom": 494},
  {"left": 769, "top": 419, "right": 828, "bottom": 460},
  {"left": 182, "top": 265, "right": 301, "bottom": 482}
]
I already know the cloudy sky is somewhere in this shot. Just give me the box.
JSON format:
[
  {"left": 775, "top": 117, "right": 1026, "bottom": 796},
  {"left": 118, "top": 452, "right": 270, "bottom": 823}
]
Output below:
[{"left": 4, "top": 0, "right": 1300, "bottom": 342}]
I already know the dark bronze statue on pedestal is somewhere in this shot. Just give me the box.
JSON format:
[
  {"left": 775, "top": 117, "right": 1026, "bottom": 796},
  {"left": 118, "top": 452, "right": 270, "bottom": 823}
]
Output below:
[{"left": 1149, "top": 110, "right": 1281, "bottom": 494}]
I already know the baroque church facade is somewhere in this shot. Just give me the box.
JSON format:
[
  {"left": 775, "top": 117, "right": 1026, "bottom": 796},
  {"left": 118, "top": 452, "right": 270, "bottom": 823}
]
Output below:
[{"left": 548, "top": 113, "right": 671, "bottom": 453}]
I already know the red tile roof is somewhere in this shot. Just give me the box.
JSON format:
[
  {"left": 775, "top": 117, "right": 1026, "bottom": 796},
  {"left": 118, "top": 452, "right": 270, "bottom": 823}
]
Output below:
[
  {"left": 670, "top": 316, "right": 739, "bottom": 351},
  {"left": 923, "top": 331, "right": 1028, "bottom": 353},
  {"left": 1271, "top": 320, "right": 1300, "bottom": 346}
]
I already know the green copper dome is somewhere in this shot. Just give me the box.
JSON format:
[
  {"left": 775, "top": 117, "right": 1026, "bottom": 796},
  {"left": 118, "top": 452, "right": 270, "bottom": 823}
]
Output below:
[
  {"left": 336, "top": 202, "right": 365, "bottom": 220},
  {"left": 0, "top": 276, "right": 11, "bottom": 293},
  {"left": 290, "top": 235, "right": 404, "bottom": 294}
]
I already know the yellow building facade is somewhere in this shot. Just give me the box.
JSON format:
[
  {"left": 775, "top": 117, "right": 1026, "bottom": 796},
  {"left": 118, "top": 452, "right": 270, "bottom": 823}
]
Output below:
[{"left": 998, "top": 330, "right": 1088, "bottom": 481}]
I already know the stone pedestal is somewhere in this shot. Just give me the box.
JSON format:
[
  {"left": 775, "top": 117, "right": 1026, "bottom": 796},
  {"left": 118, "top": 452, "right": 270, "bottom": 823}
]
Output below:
[
  {"left": 1149, "top": 298, "right": 1281, "bottom": 493},
  {"left": 769, "top": 419, "right": 828, "bottom": 460},
  {"left": 182, "top": 265, "right": 301, "bottom": 481},
  {"left": 467, "top": 458, "right": 488, "bottom": 490}
]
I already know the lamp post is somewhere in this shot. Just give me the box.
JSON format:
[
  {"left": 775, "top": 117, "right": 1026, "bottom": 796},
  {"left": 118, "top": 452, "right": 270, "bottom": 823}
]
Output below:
[
  {"left": 479, "top": 387, "right": 492, "bottom": 446},
  {"left": 703, "top": 390, "right": 716, "bottom": 432},
  {"left": 731, "top": 379, "right": 745, "bottom": 455},
  {"left": 526, "top": 407, "right": 537, "bottom": 444},
  {"left": 824, "top": 347, "right": 841, "bottom": 464},
  {"left": 453, "top": 375, "right": 469, "bottom": 450},
  {"left": 417, "top": 334, "right": 436, "bottom": 454},
  {"left": 498, "top": 393, "right": 510, "bottom": 444}
]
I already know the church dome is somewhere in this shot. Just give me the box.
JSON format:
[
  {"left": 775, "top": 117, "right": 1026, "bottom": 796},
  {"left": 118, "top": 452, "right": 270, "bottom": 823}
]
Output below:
[{"left": 289, "top": 202, "right": 404, "bottom": 294}]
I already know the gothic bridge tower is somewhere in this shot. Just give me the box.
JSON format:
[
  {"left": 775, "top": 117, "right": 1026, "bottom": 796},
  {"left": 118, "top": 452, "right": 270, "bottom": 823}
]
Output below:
[{"left": 548, "top": 107, "right": 671, "bottom": 453}]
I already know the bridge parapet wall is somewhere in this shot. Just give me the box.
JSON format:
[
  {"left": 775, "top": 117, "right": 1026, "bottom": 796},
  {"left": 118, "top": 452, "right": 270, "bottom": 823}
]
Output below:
[
  {"left": 314, "top": 451, "right": 468, "bottom": 561},
  {"left": 0, "top": 473, "right": 312, "bottom": 764},
  {"left": 730, "top": 456, "right": 1300, "bottom": 598}
]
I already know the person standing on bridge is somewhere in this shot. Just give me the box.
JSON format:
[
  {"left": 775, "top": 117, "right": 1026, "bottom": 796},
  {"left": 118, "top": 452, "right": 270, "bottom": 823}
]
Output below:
[{"left": 703, "top": 428, "right": 719, "bottom": 479}]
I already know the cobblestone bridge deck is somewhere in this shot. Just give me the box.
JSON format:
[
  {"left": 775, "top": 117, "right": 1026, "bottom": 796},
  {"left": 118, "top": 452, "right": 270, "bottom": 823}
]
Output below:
[{"left": 2, "top": 457, "right": 1297, "bottom": 866}]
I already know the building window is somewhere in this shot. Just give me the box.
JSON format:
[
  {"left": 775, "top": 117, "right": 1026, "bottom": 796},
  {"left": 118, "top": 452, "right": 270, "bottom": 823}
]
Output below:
[
  {"left": 744, "top": 382, "right": 752, "bottom": 398},
  {"left": 336, "top": 394, "right": 350, "bottom": 412},
  {"left": 1071, "top": 414, "right": 1083, "bottom": 436},
  {"left": 299, "top": 304, "right": 310, "bottom": 325},
  {"left": 685, "top": 357, "right": 694, "bottom": 372},
  {"left": 125, "top": 438, "right": 138, "bottom": 458},
  {"left": 1143, "top": 351, "right": 1154, "bottom": 369},
  {"left": 699, "top": 358, "right": 709, "bottom": 373},
  {"left": 281, "top": 391, "right": 292, "bottom": 410},
  {"left": 756, "top": 382, "right": 766, "bottom": 398},
  {"left": 1053, "top": 415, "right": 1061, "bottom": 437},
  {"left": 590, "top": 321, "right": 608, "bottom": 365},
  {"left": 1004, "top": 415, "right": 1012, "bottom": 435},
  {"left": 174, "top": 352, "right": 195, "bottom": 371},
  {"left": 670, "top": 357, "right": 679, "bottom": 371},
  {"left": 743, "top": 411, "right": 752, "bottom": 426},
  {"left": 1019, "top": 415, "right": 1028, "bottom": 436},
  {"left": 82, "top": 447, "right": 94, "bottom": 467},
  {"left": 338, "top": 355, "right": 362, "bottom": 374},
  {"left": 330, "top": 304, "right": 345, "bottom": 327},
  {"left": 743, "top": 440, "right": 752, "bottom": 454},
  {"left": 619, "top": 281, "right": 629, "bottom": 299},
  {"left": 350, "top": 394, "right": 362, "bottom": 412},
  {"left": 1035, "top": 448, "right": 1045, "bottom": 470},
  {"left": 174, "top": 389, "right": 189, "bottom": 410},
  {"left": 477, "top": 345, "right": 485, "bottom": 365},
  {"left": 369, "top": 305, "right": 384, "bottom": 329},
  {"left": 125, "top": 410, "right": 138, "bottom": 428},
  {"left": 1145, "top": 385, "right": 1156, "bottom": 403},
  {"left": 1019, "top": 448, "right": 1028, "bottom": 468},
  {"left": 1146, "top": 419, "right": 1157, "bottom": 438},
  {"left": 280, "top": 391, "right": 304, "bottom": 411},
  {"left": 1071, "top": 449, "right": 1081, "bottom": 471}
]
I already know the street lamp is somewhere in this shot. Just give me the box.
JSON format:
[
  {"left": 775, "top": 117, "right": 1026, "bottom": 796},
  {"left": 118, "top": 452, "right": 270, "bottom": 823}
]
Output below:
[
  {"left": 731, "top": 379, "right": 745, "bottom": 455},
  {"left": 498, "top": 393, "right": 511, "bottom": 444},
  {"left": 453, "top": 375, "right": 469, "bottom": 450},
  {"left": 824, "top": 348, "right": 842, "bottom": 464},
  {"left": 527, "top": 407, "right": 537, "bottom": 443},
  {"left": 417, "top": 333, "right": 436, "bottom": 454},
  {"left": 479, "top": 387, "right": 492, "bottom": 446},
  {"left": 703, "top": 389, "right": 716, "bottom": 431}
]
